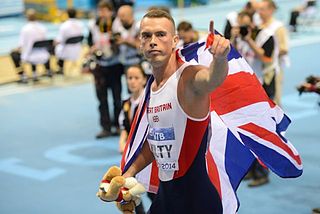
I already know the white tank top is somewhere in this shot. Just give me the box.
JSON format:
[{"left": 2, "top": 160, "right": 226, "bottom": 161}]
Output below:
[{"left": 147, "top": 62, "right": 209, "bottom": 181}]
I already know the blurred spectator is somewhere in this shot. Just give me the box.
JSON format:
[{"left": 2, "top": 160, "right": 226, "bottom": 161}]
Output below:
[
  {"left": 274, "top": 22, "right": 289, "bottom": 106},
  {"left": 54, "top": 8, "right": 84, "bottom": 75},
  {"left": 313, "top": 208, "right": 320, "bottom": 214},
  {"left": 118, "top": 65, "right": 146, "bottom": 152},
  {"left": 289, "top": 0, "right": 317, "bottom": 32},
  {"left": 232, "top": 0, "right": 285, "bottom": 187},
  {"left": 230, "top": 11, "right": 256, "bottom": 66},
  {"left": 88, "top": 0, "right": 124, "bottom": 138},
  {"left": 296, "top": 75, "right": 320, "bottom": 95},
  {"left": 112, "top": 5, "right": 141, "bottom": 68},
  {"left": 177, "top": 21, "right": 199, "bottom": 47},
  {"left": 118, "top": 64, "right": 155, "bottom": 214},
  {"left": 233, "top": 0, "right": 289, "bottom": 186},
  {"left": 245, "top": 0, "right": 278, "bottom": 99},
  {"left": 12, "top": 8, "right": 51, "bottom": 83},
  {"left": 257, "top": 0, "right": 289, "bottom": 106},
  {"left": 224, "top": 1, "right": 257, "bottom": 40}
]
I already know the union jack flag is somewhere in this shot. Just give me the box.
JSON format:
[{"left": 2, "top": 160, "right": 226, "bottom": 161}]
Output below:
[{"left": 120, "top": 33, "right": 302, "bottom": 213}]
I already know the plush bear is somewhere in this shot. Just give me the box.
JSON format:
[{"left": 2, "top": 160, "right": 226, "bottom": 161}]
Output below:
[{"left": 97, "top": 166, "right": 146, "bottom": 213}]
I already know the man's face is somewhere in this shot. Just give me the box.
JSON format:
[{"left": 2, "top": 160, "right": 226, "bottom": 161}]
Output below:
[
  {"left": 140, "top": 17, "right": 178, "bottom": 65},
  {"left": 238, "top": 15, "right": 251, "bottom": 26},
  {"left": 258, "top": 2, "right": 274, "bottom": 21},
  {"left": 118, "top": 6, "right": 134, "bottom": 29},
  {"left": 119, "top": 12, "right": 133, "bottom": 28},
  {"left": 178, "top": 29, "right": 194, "bottom": 45}
]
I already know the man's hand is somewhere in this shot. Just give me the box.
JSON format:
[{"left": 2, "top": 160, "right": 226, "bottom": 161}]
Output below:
[{"left": 209, "top": 20, "right": 231, "bottom": 60}]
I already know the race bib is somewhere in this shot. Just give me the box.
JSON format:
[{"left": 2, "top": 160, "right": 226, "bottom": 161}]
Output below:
[
  {"left": 148, "top": 127, "right": 179, "bottom": 171},
  {"left": 158, "top": 161, "right": 179, "bottom": 171}
]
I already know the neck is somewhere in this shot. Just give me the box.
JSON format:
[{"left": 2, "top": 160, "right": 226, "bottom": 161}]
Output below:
[
  {"left": 132, "top": 90, "right": 142, "bottom": 100},
  {"left": 152, "top": 52, "right": 178, "bottom": 86},
  {"left": 262, "top": 17, "right": 273, "bottom": 26}
]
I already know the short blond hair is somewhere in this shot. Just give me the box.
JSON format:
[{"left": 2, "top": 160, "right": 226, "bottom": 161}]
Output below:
[{"left": 142, "top": 9, "right": 175, "bottom": 30}]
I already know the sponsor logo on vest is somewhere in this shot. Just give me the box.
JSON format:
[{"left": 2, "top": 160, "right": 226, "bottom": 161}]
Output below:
[
  {"left": 147, "top": 102, "right": 172, "bottom": 114},
  {"left": 147, "top": 127, "right": 175, "bottom": 141},
  {"left": 152, "top": 115, "right": 159, "bottom": 122}
]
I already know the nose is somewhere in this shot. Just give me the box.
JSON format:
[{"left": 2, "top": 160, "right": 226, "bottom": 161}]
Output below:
[
  {"left": 150, "top": 34, "right": 157, "bottom": 48},
  {"left": 150, "top": 43, "right": 156, "bottom": 48}
]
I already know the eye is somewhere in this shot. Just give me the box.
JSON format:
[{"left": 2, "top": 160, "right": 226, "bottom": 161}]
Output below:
[
  {"left": 156, "top": 32, "right": 166, "bottom": 37},
  {"left": 141, "top": 32, "right": 151, "bottom": 39}
]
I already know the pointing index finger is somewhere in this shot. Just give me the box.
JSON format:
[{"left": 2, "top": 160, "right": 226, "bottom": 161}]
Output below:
[{"left": 209, "top": 20, "right": 214, "bottom": 34}]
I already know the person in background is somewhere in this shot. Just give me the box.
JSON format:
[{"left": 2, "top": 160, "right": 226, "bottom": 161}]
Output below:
[
  {"left": 118, "top": 64, "right": 156, "bottom": 214},
  {"left": 118, "top": 64, "right": 147, "bottom": 154},
  {"left": 239, "top": 0, "right": 286, "bottom": 187},
  {"left": 177, "top": 21, "right": 199, "bottom": 47},
  {"left": 273, "top": 12, "right": 289, "bottom": 107},
  {"left": 224, "top": 1, "right": 257, "bottom": 40},
  {"left": 289, "top": 0, "right": 317, "bottom": 32},
  {"left": 54, "top": 8, "right": 84, "bottom": 75},
  {"left": 313, "top": 208, "right": 320, "bottom": 214},
  {"left": 88, "top": 0, "right": 124, "bottom": 138},
  {"left": 15, "top": 8, "right": 51, "bottom": 83},
  {"left": 230, "top": 11, "right": 257, "bottom": 66},
  {"left": 112, "top": 5, "right": 141, "bottom": 69}
]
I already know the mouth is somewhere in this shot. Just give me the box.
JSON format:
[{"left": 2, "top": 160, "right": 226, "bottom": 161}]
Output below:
[{"left": 148, "top": 50, "right": 161, "bottom": 55}]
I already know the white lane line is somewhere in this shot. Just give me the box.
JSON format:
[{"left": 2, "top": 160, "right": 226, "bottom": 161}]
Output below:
[
  {"left": 0, "top": 86, "right": 34, "bottom": 97},
  {"left": 290, "top": 36, "right": 320, "bottom": 48}
]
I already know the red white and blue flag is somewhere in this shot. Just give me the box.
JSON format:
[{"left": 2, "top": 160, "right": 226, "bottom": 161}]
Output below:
[{"left": 120, "top": 33, "right": 302, "bottom": 213}]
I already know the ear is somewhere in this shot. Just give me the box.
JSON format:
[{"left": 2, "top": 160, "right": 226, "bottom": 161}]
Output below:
[{"left": 172, "top": 34, "right": 179, "bottom": 49}]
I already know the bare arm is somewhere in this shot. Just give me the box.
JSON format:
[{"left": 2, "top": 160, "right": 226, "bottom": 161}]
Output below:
[
  {"left": 122, "top": 140, "right": 155, "bottom": 178},
  {"left": 276, "top": 26, "right": 288, "bottom": 56},
  {"left": 192, "top": 21, "right": 230, "bottom": 94},
  {"left": 118, "top": 130, "right": 128, "bottom": 153},
  {"left": 245, "top": 36, "right": 267, "bottom": 62}
]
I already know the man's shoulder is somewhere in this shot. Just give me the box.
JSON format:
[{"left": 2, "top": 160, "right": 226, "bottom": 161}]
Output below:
[{"left": 180, "top": 63, "right": 207, "bottom": 80}]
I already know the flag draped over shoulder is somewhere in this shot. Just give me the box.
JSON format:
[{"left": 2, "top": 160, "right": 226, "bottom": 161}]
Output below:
[{"left": 120, "top": 33, "right": 303, "bottom": 213}]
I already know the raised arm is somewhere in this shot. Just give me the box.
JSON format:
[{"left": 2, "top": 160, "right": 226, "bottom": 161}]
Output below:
[{"left": 192, "top": 21, "right": 230, "bottom": 94}]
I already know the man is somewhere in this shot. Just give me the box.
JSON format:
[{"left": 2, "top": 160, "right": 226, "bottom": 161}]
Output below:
[
  {"left": 223, "top": 1, "right": 258, "bottom": 40},
  {"left": 241, "top": 0, "right": 277, "bottom": 99},
  {"left": 268, "top": 1, "right": 290, "bottom": 106},
  {"left": 16, "top": 9, "right": 51, "bottom": 83},
  {"left": 54, "top": 8, "right": 84, "bottom": 75},
  {"left": 230, "top": 11, "right": 256, "bottom": 66},
  {"left": 112, "top": 5, "right": 141, "bottom": 68},
  {"left": 177, "top": 21, "right": 199, "bottom": 47},
  {"left": 236, "top": 0, "right": 289, "bottom": 187},
  {"left": 236, "top": 0, "right": 278, "bottom": 187},
  {"left": 98, "top": 8, "right": 303, "bottom": 213},
  {"left": 257, "top": 0, "right": 289, "bottom": 106},
  {"left": 118, "top": 10, "right": 230, "bottom": 213},
  {"left": 88, "top": 1, "right": 124, "bottom": 138}
]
